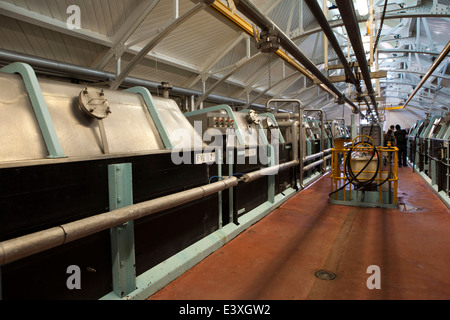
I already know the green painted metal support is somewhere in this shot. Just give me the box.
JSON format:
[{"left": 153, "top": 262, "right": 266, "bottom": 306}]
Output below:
[
  {"left": 108, "top": 163, "right": 136, "bottom": 298},
  {"left": 100, "top": 186, "right": 299, "bottom": 300},
  {"left": 124, "top": 87, "right": 174, "bottom": 149},
  {"left": 268, "top": 143, "right": 275, "bottom": 204},
  {"left": 217, "top": 148, "right": 223, "bottom": 229},
  {"left": 0, "top": 62, "right": 66, "bottom": 159},
  {"left": 228, "top": 149, "right": 235, "bottom": 225},
  {"left": 306, "top": 140, "right": 312, "bottom": 157},
  {"left": 431, "top": 160, "right": 437, "bottom": 187}
]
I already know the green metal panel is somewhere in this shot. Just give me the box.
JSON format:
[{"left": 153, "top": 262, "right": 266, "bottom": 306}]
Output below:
[
  {"left": 124, "top": 87, "right": 174, "bottom": 149},
  {"left": 217, "top": 149, "right": 223, "bottom": 229},
  {"left": 228, "top": 149, "right": 235, "bottom": 225},
  {"left": 0, "top": 62, "right": 66, "bottom": 159},
  {"left": 108, "top": 163, "right": 136, "bottom": 298},
  {"left": 420, "top": 116, "right": 439, "bottom": 139},
  {"left": 439, "top": 112, "right": 450, "bottom": 140},
  {"left": 267, "top": 144, "right": 275, "bottom": 204},
  {"left": 431, "top": 160, "right": 437, "bottom": 186},
  {"left": 306, "top": 140, "right": 312, "bottom": 156}
]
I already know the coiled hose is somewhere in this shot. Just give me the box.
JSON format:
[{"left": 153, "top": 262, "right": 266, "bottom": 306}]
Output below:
[{"left": 329, "top": 136, "right": 391, "bottom": 198}]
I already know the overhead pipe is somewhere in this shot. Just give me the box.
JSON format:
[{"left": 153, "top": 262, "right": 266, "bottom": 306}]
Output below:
[
  {"left": 335, "top": 0, "right": 379, "bottom": 120},
  {"left": 276, "top": 120, "right": 295, "bottom": 127},
  {"left": 304, "top": 0, "right": 372, "bottom": 115},
  {"left": 231, "top": 0, "right": 361, "bottom": 115},
  {"left": 274, "top": 113, "right": 299, "bottom": 119},
  {"left": 385, "top": 41, "right": 450, "bottom": 111},
  {"left": 0, "top": 49, "right": 266, "bottom": 109}
]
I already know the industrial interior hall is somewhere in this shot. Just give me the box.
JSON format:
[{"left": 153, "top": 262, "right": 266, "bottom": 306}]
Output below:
[{"left": 0, "top": 0, "right": 448, "bottom": 301}]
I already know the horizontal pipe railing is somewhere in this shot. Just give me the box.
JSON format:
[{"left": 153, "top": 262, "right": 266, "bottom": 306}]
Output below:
[
  {"left": 241, "top": 160, "right": 299, "bottom": 183},
  {"left": 0, "top": 154, "right": 311, "bottom": 267},
  {"left": 303, "top": 155, "right": 332, "bottom": 172},
  {"left": 0, "top": 176, "right": 239, "bottom": 266},
  {"left": 303, "top": 159, "right": 324, "bottom": 172},
  {"left": 304, "top": 149, "right": 332, "bottom": 163}
]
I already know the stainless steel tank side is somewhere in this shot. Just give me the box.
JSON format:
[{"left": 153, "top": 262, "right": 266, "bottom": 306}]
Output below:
[
  {"left": 0, "top": 72, "right": 203, "bottom": 166},
  {"left": 153, "top": 96, "right": 205, "bottom": 151}
]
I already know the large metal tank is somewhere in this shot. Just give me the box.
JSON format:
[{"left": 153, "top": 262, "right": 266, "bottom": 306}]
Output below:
[
  {"left": 0, "top": 67, "right": 220, "bottom": 300},
  {"left": 185, "top": 106, "right": 295, "bottom": 225}
]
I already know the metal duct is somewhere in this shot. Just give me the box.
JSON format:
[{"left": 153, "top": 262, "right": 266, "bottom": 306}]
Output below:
[
  {"left": 232, "top": 0, "right": 361, "bottom": 114},
  {"left": 335, "top": 0, "right": 380, "bottom": 119}
]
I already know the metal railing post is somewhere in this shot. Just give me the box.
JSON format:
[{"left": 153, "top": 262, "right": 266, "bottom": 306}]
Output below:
[{"left": 108, "top": 163, "right": 136, "bottom": 298}]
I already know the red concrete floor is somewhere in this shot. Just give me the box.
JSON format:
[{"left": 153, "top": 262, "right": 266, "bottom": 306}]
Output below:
[{"left": 148, "top": 166, "right": 450, "bottom": 300}]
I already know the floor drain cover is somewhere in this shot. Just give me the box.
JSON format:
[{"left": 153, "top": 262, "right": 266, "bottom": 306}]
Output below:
[{"left": 315, "top": 270, "right": 336, "bottom": 281}]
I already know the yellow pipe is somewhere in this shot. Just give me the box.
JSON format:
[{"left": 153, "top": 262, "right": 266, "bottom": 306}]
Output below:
[
  {"left": 382, "top": 105, "right": 406, "bottom": 110},
  {"left": 211, "top": 0, "right": 254, "bottom": 35},
  {"left": 210, "top": 1, "right": 337, "bottom": 98}
]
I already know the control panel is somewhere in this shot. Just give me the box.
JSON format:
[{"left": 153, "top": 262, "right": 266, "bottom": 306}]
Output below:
[
  {"left": 360, "top": 124, "right": 383, "bottom": 146},
  {"left": 207, "top": 113, "right": 235, "bottom": 130},
  {"left": 186, "top": 111, "right": 236, "bottom": 135}
]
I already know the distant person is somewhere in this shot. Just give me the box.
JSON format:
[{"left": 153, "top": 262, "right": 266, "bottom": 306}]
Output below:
[
  {"left": 390, "top": 125, "right": 396, "bottom": 146},
  {"left": 395, "top": 124, "right": 408, "bottom": 167},
  {"left": 383, "top": 128, "right": 396, "bottom": 166},
  {"left": 384, "top": 126, "right": 395, "bottom": 147}
]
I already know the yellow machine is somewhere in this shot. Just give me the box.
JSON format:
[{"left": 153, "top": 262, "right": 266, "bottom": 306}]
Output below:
[{"left": 330, "top": 135, "right": 399, "bottom": 208}]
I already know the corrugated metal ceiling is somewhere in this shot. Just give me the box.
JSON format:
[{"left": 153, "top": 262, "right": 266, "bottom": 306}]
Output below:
[{"left": 0, "top": 0, "right": 448, "bottom": 121}]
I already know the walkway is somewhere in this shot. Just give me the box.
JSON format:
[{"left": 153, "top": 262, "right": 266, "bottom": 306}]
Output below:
[{"left": 148, "top": 166, "right": 450, "bottom": 300}]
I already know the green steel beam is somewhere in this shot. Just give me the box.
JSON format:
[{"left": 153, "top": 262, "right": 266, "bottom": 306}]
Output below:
[
  {"left": 101, "top": 185, "right": 300, "bottom": 300},
  {"left": 0, "top": 62, "right": 66, "bottom": 159},
  {"left": 108, "top": 163, "right": 136, "bottom": 298}
]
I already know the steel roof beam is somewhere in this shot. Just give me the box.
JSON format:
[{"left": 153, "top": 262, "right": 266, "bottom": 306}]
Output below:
[
  {"left": 91, "top": 0, "right": 161, "bottom": 70},
  {"left": 386, "top": 41, "right": 450, "bottom": 110},
  {"left": 110, "top": 2, "right": 208, "bottom": 90},
  {"left": 231, "top": 0, "right": 361, "bottom": 114}
]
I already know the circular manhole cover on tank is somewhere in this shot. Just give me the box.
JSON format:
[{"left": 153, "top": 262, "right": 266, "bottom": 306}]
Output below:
[{"left": 315, "top": 270, "right": 337, "bottom": 281}]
